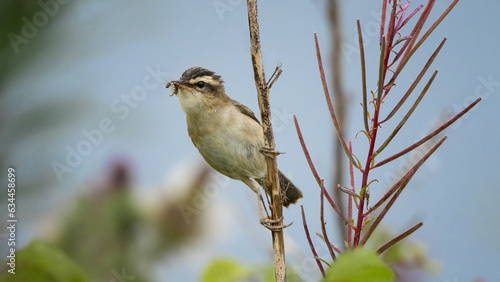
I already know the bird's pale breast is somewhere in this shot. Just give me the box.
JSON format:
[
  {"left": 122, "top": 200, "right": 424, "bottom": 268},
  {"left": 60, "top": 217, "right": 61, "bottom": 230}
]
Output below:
[{"left": 187, "top": 105, "right": 267, "bottom": 181}]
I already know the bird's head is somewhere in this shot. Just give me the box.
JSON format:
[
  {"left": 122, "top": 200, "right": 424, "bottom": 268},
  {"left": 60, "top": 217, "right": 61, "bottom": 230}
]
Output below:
[{"left": 167, "top": 67, "right": 228, "bottom": 115}]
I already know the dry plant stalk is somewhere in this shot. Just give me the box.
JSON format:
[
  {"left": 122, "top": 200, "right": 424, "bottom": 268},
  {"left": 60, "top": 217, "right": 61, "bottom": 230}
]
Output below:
[
  {"left": 246, "top": 0, "right": 286, "bottom": 280},
  {"left": 296, "top": 0, "right": 481, "bottom": 277},
  {"left": 327, "top": 0, "right": 348, "bottom": 242}
]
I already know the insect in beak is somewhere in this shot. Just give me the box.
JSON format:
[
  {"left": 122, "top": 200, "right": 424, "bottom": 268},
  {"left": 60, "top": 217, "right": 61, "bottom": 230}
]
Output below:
[{"left": 166, "top": 81, "right": 192, "bottom": 96}]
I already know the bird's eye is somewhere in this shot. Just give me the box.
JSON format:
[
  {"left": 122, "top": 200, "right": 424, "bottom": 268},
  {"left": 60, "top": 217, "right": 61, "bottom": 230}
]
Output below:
[{"left": 196, "top": 81, "right": 205, "bottom": 88}]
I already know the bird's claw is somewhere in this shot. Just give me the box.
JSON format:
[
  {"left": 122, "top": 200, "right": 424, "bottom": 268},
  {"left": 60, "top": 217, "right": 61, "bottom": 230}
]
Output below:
[
  {"left": 259, "top": 216, "right": 293, "bottom": 231},
  {"left": 259, "top": 146, "right": 284, "bottom": 159}
]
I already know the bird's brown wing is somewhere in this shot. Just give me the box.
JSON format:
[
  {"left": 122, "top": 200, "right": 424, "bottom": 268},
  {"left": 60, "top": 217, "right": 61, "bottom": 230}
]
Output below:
[{"left": 230, "top": 100, "right": 261, "bottom": 125}]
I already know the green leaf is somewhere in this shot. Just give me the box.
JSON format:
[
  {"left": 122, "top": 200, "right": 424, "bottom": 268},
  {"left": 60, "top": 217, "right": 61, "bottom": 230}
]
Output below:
[
  {"left": 202, "top": 258, "right": 251, "bottom": 282},
  {"left": 0, "top": 240, "right": 88, "bottom": 282},
  {"left": 351, "top": 154, "right": 363, "bottom": 170},
  {"left": 323, "top": 247, "right": 394, "bottom": 282},
  {"left": 363, "top": 216, "right": 379, "bottom": 229}
]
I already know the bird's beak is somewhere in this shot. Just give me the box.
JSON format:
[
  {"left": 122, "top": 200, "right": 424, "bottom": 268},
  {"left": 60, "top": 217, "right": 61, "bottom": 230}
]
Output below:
[
  {"left": 172, "top": 80, "right": 192, "bottom": 89},
  {"left": 166, "top": 80, "right": 192, "bottom": 96}
]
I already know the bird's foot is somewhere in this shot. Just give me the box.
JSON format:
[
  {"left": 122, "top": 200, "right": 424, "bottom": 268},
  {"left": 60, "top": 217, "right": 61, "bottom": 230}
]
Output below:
[
  {"left": 259, "top": 146, "right": 284, "bottom": 159},
  {"left": 259, "top": 216, "right": 293, "bottom": 231}
]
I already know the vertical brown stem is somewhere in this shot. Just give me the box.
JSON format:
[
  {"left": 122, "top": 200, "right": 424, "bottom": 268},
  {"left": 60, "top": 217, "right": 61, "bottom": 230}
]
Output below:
[
  {"left": 246, "top": 0, "right": 286, "bottom": 280},
  {"left": 327, "top": 0, "right": 347, "bottom": 243}
]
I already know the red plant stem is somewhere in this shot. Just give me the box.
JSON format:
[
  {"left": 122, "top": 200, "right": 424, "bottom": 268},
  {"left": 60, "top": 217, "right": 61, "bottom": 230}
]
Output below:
[
  {"left": 354, "top": 82, "right": 384, "bottom": 245},
  {"left": 347, "top": 138, "right": 355, "bottom": 250},
  {"left": 367, "top": 135, "right": 446, "bottom": 216},
  {"left": 301, "top": 205, "right": 325, "bottom": 277},
  {"left": 357, "top": 19, "right": 369, "bottom": 133},
  {"left": 320, "top": 179, "right": 336, "bottom": 261},
  {"left": 413, "top": 0, "right": 459, "bottom": 55},
  {"left": 316, "top": 233, "right": 343, "bottom": 254},
  {"left": 382, "top": 38, "right": 447, "bottom": 123},
  {"left": 399, "top": 5, "right": 424, "bottom": 30},
  {"left": 373, "top": 97, "right": 481, "bottom": 169},
  {"left": 382, "top": 0, "right": 397, "bottom": 84},
  {"left": 313, "top": 32, "right": 359, "bottom": 170},
  {"left": 395, "top": 2, "right": 409, "bottom": 31},
  {"left": 376, "top": 222, "right": 424, "bottom": 254},
  {"left": 402, "top": 0, "right": 435, "bottom": 62},
  {"left": 353, "top": 33, "right": 387, "bottom": 247},
  {"left": 353, "top": 104, "right": 380, "bottom": 247},
  {"left": 294, "top": 115, "right": 347, "bottom": 223},
  {"left": 360, "top": 136, "right": 446, "bottom": 245},
  {"left": 390, "top": 0, "right": 436, "bottom": 86},
  {"left": 380, "top": 0, "right": 387, "bottom": 46}
]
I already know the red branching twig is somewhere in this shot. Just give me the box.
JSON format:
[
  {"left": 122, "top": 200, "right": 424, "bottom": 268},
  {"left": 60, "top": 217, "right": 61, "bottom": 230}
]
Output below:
[
  {"left": 397, "top": 0, "right": 435, "bottom": 70},
  {"left": 377, "top": 222, "right": 424, "bottom": 254},
  {"left": 356, "top": 19, "right": 369, "bottom": 134},
  {"left": 376, "top": 69, "right": 439, "bottom": 155},
  {"left": 316, "top": 233, "right": 343, "bottom": 254},
  {"left": 353, "top": 35, "right": 386, "bottom": 247},
  {"left": 320, "top": 179, "right": 336, "bottom": 261},
  {"left": 389, "top": 4, "right": 424, "bottom": 66},
  {"left": 382, "top": 0, "right": 397, "bottom": 84},
  {"left": 380, "top": 0, "right": 388, "bottom": 46},
  {"left": 300, "top": 0, "right": 476, "bottom": 263},
  {"left": 373, "top": 97, "right": 481, "bottom": 169},
  {"left": 313, "top": 32, "right": 359, "bottom": 170},
  {"left": 347, "top": 138, "right": 355, "bottom": 250},
  {"left": 360, "top": 136, "right": 447, "bottom": 245},
  {"left": 301, "top": 205, "right": 325, "bottom": 277},
  {"left": 390, "top": 0, "right": 460, "bottom": 87},
  {"left": 294, "top": 115, "right": 347, "bottom": 223},
  {"left": 399, "top": 4, "right": 424, "bottom": 30},
  {"left": 382, "top": 38, "right": 447, "bottom": 122},
  {"left": 410, "top": 0, "right": 459, "bottom": 64},
  {"left": 394, "top": 2, "right": 410, "bottom": 31},
  {"left": 367, "top": 138, "right": 441, "bottom": 215}
]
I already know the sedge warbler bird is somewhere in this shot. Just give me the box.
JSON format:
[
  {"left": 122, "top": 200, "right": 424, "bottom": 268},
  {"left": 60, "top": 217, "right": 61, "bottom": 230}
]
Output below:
[{"left": 167, "top": 67, "right": 303, "bottom": 227}]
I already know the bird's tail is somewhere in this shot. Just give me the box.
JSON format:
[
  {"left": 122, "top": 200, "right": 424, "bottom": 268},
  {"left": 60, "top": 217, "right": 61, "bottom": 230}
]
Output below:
[
  {"left": 257, "top": 171, "right": 303, "bottom": 207},
  {"left": 278, "top": 170, "right": 303, "bottom": 207}
]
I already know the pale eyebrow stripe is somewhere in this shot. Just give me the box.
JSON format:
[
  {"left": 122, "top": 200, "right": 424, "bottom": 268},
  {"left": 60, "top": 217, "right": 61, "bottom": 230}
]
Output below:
[{"left": 189, "top": 76, "right": 221, "bottom": 86}]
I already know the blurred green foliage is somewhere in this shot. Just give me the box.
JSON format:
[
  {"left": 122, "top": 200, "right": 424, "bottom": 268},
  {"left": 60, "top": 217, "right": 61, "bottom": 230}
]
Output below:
[
  {"left": 54, "top": 162, "right": 148, "bottom": 281},
  {"left": 202, "top": 257, "right": 302, "bottom": 282},
  {"left": 57, "top": 189, "right": 145, "bottom": 281},
  {"left": 50, "top": 161, "right": 213, "bottom": 281},
  {"left": 0, "top": 1, "right": 72, "bottom": 84},
  {"left": 0, "top": 240, "right": 88, "bottom": 282},
  {"left": 202, "top": 258, "right": 252, "bottom": 282},
  {"left": 323, "top": 248, "right": 394, "bottom": 282},
  {"left": 1, "top": 1, "right": 39, "bottom": 80}
]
